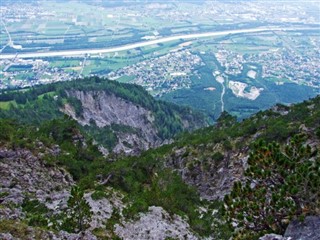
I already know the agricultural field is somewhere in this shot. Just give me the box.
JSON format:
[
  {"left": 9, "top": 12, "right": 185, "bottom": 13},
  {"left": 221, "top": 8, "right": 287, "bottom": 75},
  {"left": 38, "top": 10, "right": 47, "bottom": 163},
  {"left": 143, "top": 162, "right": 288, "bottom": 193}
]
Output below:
[{"left": 0, "top": 0, "right": 319, "bottom": 118}]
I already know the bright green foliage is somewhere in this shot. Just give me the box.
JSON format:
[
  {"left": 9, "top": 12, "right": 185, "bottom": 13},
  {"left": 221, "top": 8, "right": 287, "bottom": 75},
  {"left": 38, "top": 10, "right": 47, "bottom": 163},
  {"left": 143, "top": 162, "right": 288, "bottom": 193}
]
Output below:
[
  {"left": 224, "top": 134, "right": 320, "bottom": 239},
  {"left": 62, "top": 186, "right": 92, "bottom": 233}
]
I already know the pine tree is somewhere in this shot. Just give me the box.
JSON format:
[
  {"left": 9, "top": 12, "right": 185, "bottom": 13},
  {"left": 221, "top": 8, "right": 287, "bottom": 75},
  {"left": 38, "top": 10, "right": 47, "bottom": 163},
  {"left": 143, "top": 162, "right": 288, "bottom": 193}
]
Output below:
[
  {"left": 224, "top": 134, "right": 320, "bottom": 239},
  {"left": 64, "top": 186, "right": 92, "bottom": 233}
]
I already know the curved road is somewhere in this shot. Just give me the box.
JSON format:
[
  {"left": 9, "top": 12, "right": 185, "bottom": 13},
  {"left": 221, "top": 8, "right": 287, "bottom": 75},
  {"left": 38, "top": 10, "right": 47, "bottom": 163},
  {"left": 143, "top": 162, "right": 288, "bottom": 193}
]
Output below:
[{"left": 0, "top": 26, "right": 313, "bottom": 59}]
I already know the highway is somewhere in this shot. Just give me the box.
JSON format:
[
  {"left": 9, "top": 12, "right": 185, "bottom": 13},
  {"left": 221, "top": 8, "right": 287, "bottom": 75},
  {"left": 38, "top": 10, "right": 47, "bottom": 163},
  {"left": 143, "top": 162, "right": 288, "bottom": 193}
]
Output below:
[{"left": 0, "top": 26, "right": 312, "bottom": 59}]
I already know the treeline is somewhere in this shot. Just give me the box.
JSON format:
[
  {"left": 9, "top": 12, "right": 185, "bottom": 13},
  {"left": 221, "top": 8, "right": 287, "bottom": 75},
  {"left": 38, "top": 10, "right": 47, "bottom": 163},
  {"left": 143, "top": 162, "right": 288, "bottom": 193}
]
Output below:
[
  {"left": 0, "top": 77, "right": 207, "bottom": 140},
  {"left": 0, "top": 84, "right": 56, "bottom": 104}
]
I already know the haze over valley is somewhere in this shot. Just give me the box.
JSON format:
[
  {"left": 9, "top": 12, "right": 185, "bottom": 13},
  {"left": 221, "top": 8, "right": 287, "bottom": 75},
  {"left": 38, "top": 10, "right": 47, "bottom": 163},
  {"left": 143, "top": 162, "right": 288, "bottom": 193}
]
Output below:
[{"left": 1, "top": 0, "right": 319, "bottom": 119}]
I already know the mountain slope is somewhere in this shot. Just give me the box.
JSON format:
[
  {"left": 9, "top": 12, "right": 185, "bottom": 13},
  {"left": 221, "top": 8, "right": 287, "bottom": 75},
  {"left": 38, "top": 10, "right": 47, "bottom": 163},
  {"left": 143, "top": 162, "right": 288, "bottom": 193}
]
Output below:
[
  {"left": 0, "top": 89, "right": 319, "bottom": 239},
  {"left": 97, "top": 96, "right": 320, "bottom": 238},
  {"left": 163, "top": 97, "right": 320, "bottom": 200},
  {"left": 0, "top": 117, "right": 206, "bottom": 239},
  {"left": 0, "top": 77, "right": 208, "bottom": 154}
]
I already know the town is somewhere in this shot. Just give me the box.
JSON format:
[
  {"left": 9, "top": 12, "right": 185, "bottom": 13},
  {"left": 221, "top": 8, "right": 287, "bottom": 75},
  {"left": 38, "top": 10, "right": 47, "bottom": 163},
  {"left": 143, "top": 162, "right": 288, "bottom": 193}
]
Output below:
[{"left": 107, "top": 49, "right": 204, "bottom": 96}]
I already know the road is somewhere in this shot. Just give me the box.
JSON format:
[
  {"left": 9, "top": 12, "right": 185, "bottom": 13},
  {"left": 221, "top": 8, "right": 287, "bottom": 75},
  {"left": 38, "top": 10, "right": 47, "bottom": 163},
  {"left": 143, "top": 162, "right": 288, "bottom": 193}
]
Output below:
[{"left": 0, "top": 26, "right": 313, "bottom": 59}]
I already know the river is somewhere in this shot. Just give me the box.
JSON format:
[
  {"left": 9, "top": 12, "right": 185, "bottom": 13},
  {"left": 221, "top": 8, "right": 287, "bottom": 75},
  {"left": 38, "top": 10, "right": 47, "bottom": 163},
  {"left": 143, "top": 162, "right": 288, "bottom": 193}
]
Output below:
[{"left": 0, "top": 26, "right": 311, "bottom": 59}]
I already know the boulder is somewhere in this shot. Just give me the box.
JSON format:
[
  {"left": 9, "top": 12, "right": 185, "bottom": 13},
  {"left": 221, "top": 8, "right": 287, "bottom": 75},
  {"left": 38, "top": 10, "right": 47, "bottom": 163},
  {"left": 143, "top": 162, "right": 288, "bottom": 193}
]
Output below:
[
  {"left": 284, "top": 216, "right": 320, "bottom": 240},
  {"left": 259, "top": 234, "right": 287, "bottom": 240}
]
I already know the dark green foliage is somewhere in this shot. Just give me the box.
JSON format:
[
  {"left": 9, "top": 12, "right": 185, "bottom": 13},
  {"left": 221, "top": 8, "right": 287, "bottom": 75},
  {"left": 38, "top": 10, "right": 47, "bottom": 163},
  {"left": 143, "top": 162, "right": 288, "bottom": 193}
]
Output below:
[
  {"left": 39, "top": 117, "right": 79, "bottom": 144},
  {"left": 22, "top": 198, "right": 49, "bottom": 215},
  {"left": 67, "top": 97, "right": 83, "bottom": 117},
  {"left": 0, "top": 117, "right": 104, "bottom": 182},
  {"left": 212, "top": 152, "right": 224, "bottom": 162},
  {"left": 0, "top": 83, "right": 56, "bottom": 102},
  {"left": 37, "top": 118, "right": 103, "bottom": 181},
  {"left": 0, "top": 95, "right": 63, "bottom": 125},
  {"left": 224, "top": 134, "right": 320, "bottom": 239},
  {"left": 83, "top": 124, "right": 118, "bottom": 151},
  {"left": 0, "top": 77, "right": 207, "bottom": 147},
  {"left": 176, "top": 95, "right": 320, "bottom": 149},
  {"left": 91, "top": 190, "right": 107, "bottom": 200},
  {"left": 1, "top": 80, "right": 319, "bottom": 238},
  {"left": 105, "top": 208, "right": 122, "bottom": 237},
  {"left": 98, "top": 146, "right": 217, "bottom": 236},
  {"left": 217, "top": 111, "right": 237, "bottom": 128},
  {"left": 316, "top": 127, "right": 320, "bottom": 139},
  {"left": 0, "top": 119, "right": 16, "bottom": 142},
  {"left": 22, "top": 198, "right": 50, "bottom": 228},
  {"left": 62, "top": 186, "right": 92, "bottom": 233}
]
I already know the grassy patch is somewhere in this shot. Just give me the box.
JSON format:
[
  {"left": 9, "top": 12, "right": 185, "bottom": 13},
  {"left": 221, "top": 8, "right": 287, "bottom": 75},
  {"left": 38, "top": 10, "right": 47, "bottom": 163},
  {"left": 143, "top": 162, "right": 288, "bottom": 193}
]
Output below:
[{"left": 0, "top": 101, "right": 16, "bottom": 110}]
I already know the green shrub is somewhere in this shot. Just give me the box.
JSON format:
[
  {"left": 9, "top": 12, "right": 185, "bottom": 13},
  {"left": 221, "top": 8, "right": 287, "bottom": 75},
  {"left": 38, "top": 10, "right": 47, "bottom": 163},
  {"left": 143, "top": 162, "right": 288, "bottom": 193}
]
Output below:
[
  {"left": 91, "top": 190, "right": 107, "bottom": 200},
  {"left": 224, "top": 134, "right": 320, "bottom": 239}
]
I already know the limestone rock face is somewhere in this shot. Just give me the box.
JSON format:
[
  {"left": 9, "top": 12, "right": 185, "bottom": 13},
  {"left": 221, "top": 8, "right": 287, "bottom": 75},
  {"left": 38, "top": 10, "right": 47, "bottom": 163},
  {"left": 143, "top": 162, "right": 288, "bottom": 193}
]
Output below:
[
  {"left": 284, "top": 216, "right": 320, "bottom": 240},
  {"left": 165, "top": 144, "right": 249, "bottom": 200},
  {"left": 63, "top": 90, "right": 162, "bottom": 154},
  {"left": 115, "top": 206, "right": 198, "bottom": 240},
  {"left": 259, "top": 216, "right": 320, "bottom": 240},
  {"left": 0, "top": 147, "right": 73, "bottom": 219},
  {"left": 259, "top": 234, "right": 288, "bottom": 240},
  {"left": 63, "top": 90, "right": 206, "bottom": 155},
  {"left": 85, "top": 191, "right": 124, "bottom": 230},
  {"left": 0, "top": 229, "right": 98, "bottom": 240}
]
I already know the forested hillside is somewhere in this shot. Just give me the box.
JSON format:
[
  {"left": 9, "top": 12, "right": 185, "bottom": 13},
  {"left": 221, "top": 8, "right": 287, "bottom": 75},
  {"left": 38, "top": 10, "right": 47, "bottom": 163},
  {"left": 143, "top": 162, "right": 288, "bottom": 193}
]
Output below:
[
  {"left": 0, "top": 77, "right": 208, "bottom": 154},
  {"left": 0, "top": 82, "right": 319, "bottom": 239}
]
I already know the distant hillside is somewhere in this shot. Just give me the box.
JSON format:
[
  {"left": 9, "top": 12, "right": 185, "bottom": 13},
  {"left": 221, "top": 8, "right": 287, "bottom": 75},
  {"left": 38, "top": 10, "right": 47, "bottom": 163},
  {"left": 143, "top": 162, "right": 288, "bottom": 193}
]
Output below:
[{"left": 0, "top": 77, "right": 208, "bottom": 154}]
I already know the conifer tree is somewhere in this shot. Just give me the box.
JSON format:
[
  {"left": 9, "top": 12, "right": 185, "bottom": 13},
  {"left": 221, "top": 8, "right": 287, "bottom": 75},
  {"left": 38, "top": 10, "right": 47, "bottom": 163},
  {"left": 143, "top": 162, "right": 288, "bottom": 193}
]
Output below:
[
  {"left": 64, "top": 186, "right": 92, "bottom": 233},
  {"left": 224, "top": 134, "right": 320, "bottom": 239}
]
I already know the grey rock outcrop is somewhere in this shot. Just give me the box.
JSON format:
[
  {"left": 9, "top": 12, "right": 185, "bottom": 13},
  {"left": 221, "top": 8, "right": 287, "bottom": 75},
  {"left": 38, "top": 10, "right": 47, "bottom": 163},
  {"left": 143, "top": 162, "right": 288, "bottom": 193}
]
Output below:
[
  {"left": 165, "top": 143, "right": 248, "bottom": 200},
  {"left": 63, "top": 90, "right": 162, "bottom": 154},
  {"left": 284, "top": 216, "right": 320, "bottom": 240},
  {"left": 0, "top": 229, "right": 98, "bottom": 240},
  {"left": 259, "top": 234, "right": 288, "bottom": 240},
  {"left": 85, "top": 190, "right": 124, "bottom": 230},
  {"left": 115, "top": 206, "right": 198, "bottom": 240},
  {"left": 259, "top": 216, "right": 320, "bottom": 240},
  {"left": 0, "top": 147, "right": 73, "bottom": 220}
]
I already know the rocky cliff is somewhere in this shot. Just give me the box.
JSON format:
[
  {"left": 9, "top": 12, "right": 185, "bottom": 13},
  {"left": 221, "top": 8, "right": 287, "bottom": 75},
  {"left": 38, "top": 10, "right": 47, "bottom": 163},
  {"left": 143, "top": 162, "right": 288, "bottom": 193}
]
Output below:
[
  {"left": 0, "top": 145, "right": 198, "bottom": 240},
  {"left": 0, "top": 147, "right": 72, "bottom": 220},
  {"left": 63, "top": 90, "right": 162, "bottom": 155},
  {"left": 0, "top": 80, "right": 319, "bottom": 239},
  {"left": 0, "top": 77, "right": 208, "bottom": 155},
  {"left": 0, "top": 118, "right": 199, "bottom": 239},
  {"left": 165, "top": 142, "right": 249, "bottom": 200}
]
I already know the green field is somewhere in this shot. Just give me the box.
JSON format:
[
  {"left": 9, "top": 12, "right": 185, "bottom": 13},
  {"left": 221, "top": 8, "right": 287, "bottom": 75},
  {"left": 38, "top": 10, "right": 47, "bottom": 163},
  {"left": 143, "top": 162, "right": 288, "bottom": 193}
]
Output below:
[{"left": 0, "top": 101, "right": 16, "bottom": 110}]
